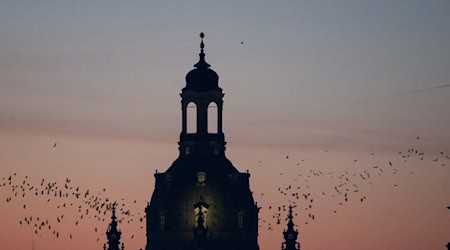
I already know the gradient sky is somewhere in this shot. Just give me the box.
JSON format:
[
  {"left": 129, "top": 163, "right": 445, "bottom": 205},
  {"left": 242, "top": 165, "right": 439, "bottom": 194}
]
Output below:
[{"left": 1, "top": 1, "right": 449, "bottom": 250}]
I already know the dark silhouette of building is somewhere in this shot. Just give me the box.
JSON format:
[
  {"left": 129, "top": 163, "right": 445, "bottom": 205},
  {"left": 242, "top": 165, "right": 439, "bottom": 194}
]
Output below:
[
  {"left": 281, "top": 206, "right": 300, "bottom": 250},
  {"left": 145, "top": 33, "right": 260, "bottom": 250},
  {"left": 447, "top": 206, "right": 450, "bottom": 250},
  {"left": 104, "top": 204, "right": 125, "bottom": 250}
]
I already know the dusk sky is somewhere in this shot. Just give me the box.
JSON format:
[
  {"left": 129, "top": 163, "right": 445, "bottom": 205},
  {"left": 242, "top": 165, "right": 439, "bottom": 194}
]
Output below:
[{"left": 1, "top": 1, "right": 449, "bottom": 250}]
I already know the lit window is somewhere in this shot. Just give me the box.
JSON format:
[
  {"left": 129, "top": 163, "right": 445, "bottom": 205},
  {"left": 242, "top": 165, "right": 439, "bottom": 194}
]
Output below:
[
  {"left": 186, "top": 147, "right": 190, "bottom": 155},
  {"left": 194, "top": 206, "right": 208, "bottom": 228}
]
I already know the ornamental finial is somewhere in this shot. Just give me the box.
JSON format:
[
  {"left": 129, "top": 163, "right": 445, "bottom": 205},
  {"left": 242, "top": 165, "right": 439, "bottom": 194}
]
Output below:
[
  {"left": 194, "top": 32, "right": 210, "bottom": 68},
  {"left": 111, "top": 202, "right": 117, "bottom": 221},
  {"left": 200, "top": 32, "right": 205, "bottom": 51}
]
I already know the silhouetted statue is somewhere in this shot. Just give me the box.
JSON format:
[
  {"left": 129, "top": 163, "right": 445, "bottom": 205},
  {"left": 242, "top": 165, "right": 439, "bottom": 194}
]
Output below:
[
  {"left": 104, "top": 204, "right": 125, "bottom": 250},
  {"left": 145, "top": 33, "right": 260, "bottom": 250},
  {"left": 281, "top": 206, "right": 301, "bottom": 250}
]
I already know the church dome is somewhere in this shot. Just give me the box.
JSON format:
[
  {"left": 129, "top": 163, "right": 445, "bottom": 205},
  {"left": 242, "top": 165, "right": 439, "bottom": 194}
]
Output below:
[
  {"left": 185, "top": 67, "right": 219, "bottom": 92},
  {"left": 184, "top": 33, "right": 221, "bottom": 92}
]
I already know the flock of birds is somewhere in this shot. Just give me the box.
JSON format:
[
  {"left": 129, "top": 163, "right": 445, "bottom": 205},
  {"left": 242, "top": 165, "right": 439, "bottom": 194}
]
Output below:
[
  {"left": 0, "top": 172, "right": 144, "bottom": 242},
  {"left": 256, "top": 139, "right": 449, "bottom": 232},
  {"left": 0, "top": 137, "right": 449, "bottom": 246}
]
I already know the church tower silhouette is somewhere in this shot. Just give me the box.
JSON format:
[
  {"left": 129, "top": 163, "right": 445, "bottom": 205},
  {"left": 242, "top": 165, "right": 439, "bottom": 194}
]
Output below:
[{"left": 145, "top": 33, "right": 260, "bottom": 250}]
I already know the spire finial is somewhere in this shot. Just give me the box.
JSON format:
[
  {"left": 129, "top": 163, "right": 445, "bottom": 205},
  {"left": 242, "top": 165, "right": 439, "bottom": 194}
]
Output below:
[
  {"left": 194, "top": 32, "right": 210, "bottom": 69},
  {"left": 288, "top": 205, "right": 293, "bottom": 220}
]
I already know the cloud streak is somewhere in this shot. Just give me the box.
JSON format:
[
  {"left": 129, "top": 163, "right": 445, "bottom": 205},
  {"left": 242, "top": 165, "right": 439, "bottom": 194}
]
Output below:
[{"left": 412, "top": 84, "right": 450, "bottom": 93}]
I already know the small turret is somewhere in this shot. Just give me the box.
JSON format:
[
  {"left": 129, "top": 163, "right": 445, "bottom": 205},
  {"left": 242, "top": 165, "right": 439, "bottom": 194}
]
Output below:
[
  {"left": 105, "top": 203, "right": 125, "bottom": 250},
  {"left": 281, "top": 206, "right": 300, "bottom": 250}
]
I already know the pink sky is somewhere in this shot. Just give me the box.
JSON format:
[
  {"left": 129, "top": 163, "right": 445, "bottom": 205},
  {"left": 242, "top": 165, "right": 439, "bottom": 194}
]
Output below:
[{"left": 1, "top": 127, "right": 449, "bottom": 250}]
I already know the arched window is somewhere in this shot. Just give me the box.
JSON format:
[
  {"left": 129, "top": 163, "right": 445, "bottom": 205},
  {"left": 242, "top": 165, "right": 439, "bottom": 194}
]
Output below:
[
  {"left": 187, "top": 102, "right": 197, "bottom": 133},
  {"left": 208, "top": 102, "right": 218, "bottom": 134}
]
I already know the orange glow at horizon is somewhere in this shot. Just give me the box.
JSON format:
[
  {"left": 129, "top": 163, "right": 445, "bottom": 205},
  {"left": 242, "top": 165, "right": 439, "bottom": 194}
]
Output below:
[{"left": 0, "top": 128, "right": 449, "bottom": 250}]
